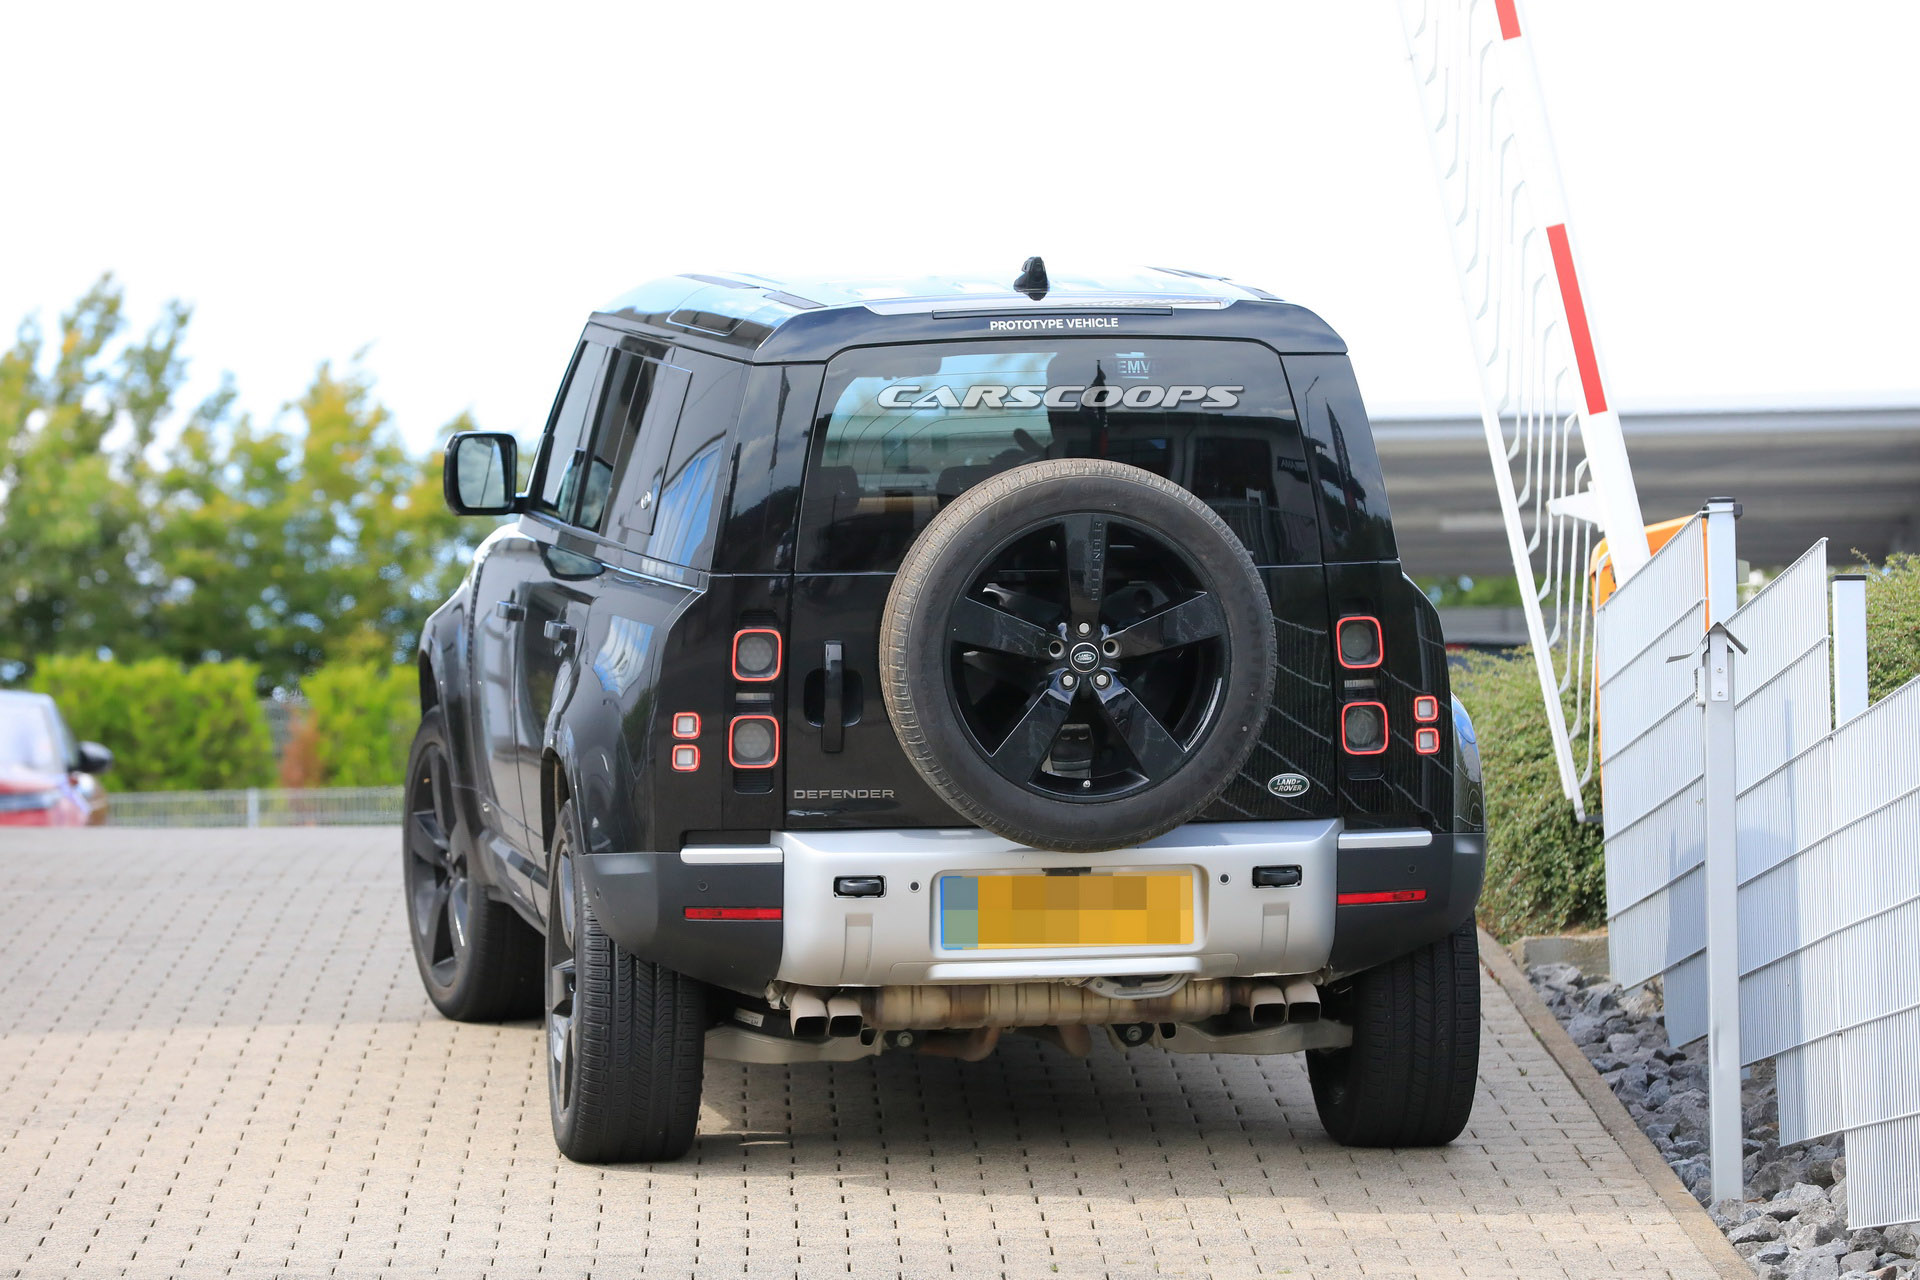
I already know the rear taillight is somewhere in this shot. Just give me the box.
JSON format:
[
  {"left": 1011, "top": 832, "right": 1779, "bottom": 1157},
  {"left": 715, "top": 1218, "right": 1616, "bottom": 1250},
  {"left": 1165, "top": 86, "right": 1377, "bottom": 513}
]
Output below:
[
  {"left": 1336, "top": 616, "right": 1382, "bottom": 669},
  {"left": 671, "top": 744, "right": 700, "bottom": 771},
  {"left": 1413, "top": 695, "right": 1441, "bottom": 753},
  {"left": 732, "top": 628, "right": 782, "bottom": 681},
  {"left": 1341, "top": 701, "right": 1388, "bottom": 755},
  {"left": 728, "top": 714, "right": 780, "bottom": 768},
  {"left": 671, "top": 711, "right": 701, "bottom": 738}
]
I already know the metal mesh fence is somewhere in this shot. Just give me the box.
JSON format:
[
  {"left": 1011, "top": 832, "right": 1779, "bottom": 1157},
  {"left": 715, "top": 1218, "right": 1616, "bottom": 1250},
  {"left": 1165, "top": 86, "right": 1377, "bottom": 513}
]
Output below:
[{"left": 103, "top": 786, "right": 404, "bottom": 828}]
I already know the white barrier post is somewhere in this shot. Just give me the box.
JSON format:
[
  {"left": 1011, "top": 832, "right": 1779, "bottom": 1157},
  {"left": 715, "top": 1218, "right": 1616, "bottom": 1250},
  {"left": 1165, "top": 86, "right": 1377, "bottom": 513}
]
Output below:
[
  {"left": 1831, "top": 574, "right": 1869, "bottom": 725},
  {"left": 1699, "top": 497, "right": 1743, "bottom": 1204},
  {"left": 246, "top": 787, "right": 260, "bottom": 829}
]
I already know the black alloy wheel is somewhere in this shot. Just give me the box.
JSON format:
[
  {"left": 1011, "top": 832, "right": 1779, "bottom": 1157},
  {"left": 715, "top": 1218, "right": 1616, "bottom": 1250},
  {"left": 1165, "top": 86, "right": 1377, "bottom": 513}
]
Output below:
[
  {"left": 547, "top": 834, "right": 581, "bottom": 1123},
  {"left": 882, "top": 458, "right": 1275, "bottom": 852},
  {"left": 401, "top": 707, "right": 541, "bottom": 1021},
  {"left": 406, "top": 737, "right": 470, "bottom": 987},
  {"left": 947, "top": 512, "right": 1230, "bottom": 802}
]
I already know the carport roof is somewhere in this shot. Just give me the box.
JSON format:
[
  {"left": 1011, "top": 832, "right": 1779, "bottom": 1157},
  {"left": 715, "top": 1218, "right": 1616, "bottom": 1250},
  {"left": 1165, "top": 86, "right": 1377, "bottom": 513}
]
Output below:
[{"left": 1375, "top": 403, "right": 1920, "bottom": 576}]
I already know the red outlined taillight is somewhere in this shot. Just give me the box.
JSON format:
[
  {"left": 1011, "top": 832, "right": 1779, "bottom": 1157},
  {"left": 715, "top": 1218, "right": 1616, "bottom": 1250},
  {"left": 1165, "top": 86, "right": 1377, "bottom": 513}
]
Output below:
[
  {"left": 1340, "top": 700, "right": 1388, "bottom": 755},
  {"left": 1336, "top": 615, "right": 1383, "bottom": 669},
  {"left": 1414, "top": 695, "right": 1439, "bottom": 722},
  {"left": 1415, "top": 727, "right": 1441, "bottom": 755},
  {"left": 683, "top": 906, "right": 782, "bottom": 921},
  {"left": 1337, "top": 889, "right": 1427, "bottom": 906},
  {"left": 672, "top": 711, "right": 701, "bottom": 739},
  {"left": 732, "top": 629, "right": 782, "bottom": 681},
  {"left": 671, "top": 744, "right": 700, "bottom": 772},
  {"left": 728, "top": 714, "right": 780, "bottom": 769}
]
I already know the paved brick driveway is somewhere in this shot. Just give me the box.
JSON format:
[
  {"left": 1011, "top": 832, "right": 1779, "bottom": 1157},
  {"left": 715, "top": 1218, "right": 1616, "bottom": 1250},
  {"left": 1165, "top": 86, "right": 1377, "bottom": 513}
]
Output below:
[{"left": 0, "top": 830, "right": 1725, "bottom": 1279}]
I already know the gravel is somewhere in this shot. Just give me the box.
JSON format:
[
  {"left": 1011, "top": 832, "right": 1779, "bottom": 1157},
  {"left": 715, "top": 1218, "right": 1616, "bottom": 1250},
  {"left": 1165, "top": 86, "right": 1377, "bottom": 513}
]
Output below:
[{"left": 1527, "top": 960, "right": 1918, "bottom": 1280}]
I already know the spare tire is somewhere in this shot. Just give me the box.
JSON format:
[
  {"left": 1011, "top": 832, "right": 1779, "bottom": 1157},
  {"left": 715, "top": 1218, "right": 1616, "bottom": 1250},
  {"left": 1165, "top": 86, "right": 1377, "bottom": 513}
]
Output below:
[{"left": 880, "top": 458, "right": 1275, "bottom": 853}]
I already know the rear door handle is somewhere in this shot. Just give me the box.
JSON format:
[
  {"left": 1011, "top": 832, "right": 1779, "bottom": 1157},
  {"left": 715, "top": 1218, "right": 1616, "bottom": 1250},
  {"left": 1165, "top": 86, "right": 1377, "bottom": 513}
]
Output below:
[
  {"left": 823, "top": 640, "right": 845, "bottom": 753},
  {"left": 495, "top": 600, "right": 525, "bottom": 622}
]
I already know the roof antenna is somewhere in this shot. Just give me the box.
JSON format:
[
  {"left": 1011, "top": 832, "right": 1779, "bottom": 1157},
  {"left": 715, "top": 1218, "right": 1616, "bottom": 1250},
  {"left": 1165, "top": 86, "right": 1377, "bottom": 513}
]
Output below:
[{"left": 1013, "top": 256, "right": 1049, "bottom": 300}]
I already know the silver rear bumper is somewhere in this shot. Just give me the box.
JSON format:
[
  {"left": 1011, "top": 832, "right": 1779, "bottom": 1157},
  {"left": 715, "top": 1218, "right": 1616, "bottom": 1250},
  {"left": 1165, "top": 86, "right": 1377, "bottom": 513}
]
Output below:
[{"left": 765, "top": 820, "right": 1343, "bottom": 988}]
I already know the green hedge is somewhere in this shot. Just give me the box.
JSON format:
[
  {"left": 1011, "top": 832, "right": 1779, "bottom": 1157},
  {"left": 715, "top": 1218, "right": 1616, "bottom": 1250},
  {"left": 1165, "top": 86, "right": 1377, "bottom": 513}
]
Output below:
[
  {"left": 1864, "top": 551, "right": 1920, "bottom": 703},
  {"left": 300, "top": 663, "right": 414, "bottom": 788},
  {"left": 1456, "top": 554, "right": 1920, "bottom": 942},
  {"left": 1451, "top": 650, "right": 1607, "bottom": 941},
  {"left": 23, "top": 656, "right": 419, "bottom": 791},
  {"left": 29, "top": 655, "right": 275, "bottom": 792}
]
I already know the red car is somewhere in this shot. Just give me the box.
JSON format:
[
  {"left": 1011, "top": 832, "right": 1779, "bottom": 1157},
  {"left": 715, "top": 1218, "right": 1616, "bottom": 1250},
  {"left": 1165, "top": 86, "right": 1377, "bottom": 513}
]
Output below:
[{"left": 0, "top": 691, "right": 112, "bottom": 826}]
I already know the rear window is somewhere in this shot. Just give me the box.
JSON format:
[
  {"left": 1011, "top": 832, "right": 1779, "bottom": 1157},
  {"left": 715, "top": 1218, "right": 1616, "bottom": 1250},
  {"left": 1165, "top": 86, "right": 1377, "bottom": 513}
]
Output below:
[{"left": 797, "top": 338, "right": 1317, "bottom": 572}]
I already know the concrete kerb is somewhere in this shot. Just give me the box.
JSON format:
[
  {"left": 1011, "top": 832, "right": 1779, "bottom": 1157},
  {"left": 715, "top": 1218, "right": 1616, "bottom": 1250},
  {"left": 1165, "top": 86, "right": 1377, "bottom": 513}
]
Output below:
[{"left": 1477, "top": 927, "right": 1752, "bottom": 1280}]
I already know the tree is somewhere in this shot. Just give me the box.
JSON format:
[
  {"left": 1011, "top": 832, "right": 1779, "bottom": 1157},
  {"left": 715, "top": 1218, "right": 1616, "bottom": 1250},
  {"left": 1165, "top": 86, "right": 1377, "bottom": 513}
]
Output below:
[
  {"left": 150, "top": 360, "right": 481, "bottom": 687},
  {"left": 0, "top": 275, "right": 193, "bottom": 673},
  {"left": 3, "top": 276, "right": 483, "bottom": 691}
]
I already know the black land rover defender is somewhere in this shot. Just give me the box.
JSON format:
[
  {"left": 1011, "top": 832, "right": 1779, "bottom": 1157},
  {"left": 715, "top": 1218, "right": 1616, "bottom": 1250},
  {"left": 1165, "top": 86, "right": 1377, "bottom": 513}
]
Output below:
[{"left": 407, "top": 261, "right": 1486, "bottom": 1164}]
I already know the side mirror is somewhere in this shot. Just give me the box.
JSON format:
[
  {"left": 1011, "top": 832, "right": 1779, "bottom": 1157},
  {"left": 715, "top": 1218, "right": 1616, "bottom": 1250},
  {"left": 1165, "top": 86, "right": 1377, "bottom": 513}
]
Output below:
[
  {"left": 443, "top": 432, "right": 520, "bottom": 516},
  {"left": 75, "top": 741, "right": 113, "bottom": 775}
]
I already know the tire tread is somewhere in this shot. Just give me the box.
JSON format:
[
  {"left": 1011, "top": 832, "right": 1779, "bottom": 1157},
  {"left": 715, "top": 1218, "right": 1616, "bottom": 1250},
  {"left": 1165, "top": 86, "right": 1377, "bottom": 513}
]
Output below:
[
  {"left": 551, "top": 803, "right": 703, "bottom": 1164},
  {"left": 1309, "top": 923, "right": 1480, "bottom": 1147}
]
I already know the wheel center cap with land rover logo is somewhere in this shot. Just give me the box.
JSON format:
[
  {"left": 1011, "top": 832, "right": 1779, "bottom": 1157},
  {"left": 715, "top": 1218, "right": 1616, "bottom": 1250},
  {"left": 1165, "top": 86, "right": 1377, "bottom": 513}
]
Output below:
[
  {"left": 1069, "top": 643, "right": 1100, "bottom": 671},
  {"left": 1267, "top": 772, "right": 1311, "bottom": 798}
]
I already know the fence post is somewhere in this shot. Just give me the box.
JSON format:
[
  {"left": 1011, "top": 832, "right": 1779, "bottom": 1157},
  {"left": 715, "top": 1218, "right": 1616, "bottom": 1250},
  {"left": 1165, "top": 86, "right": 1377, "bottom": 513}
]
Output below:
[
  {"left": 1831, "top": 574, "right": 1869, "bottom": 725},
  {"left": 245, "top": 787, "right": 260, "bottom": 829},
  {"left": 1700, "top": 497, "right": 1744, "bottom": 1205}
]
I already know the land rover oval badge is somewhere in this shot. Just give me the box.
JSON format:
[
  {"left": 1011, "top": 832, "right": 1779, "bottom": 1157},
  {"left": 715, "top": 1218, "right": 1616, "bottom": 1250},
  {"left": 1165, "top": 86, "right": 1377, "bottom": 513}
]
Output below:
[{"left": 1267, "top": 773, "right": 1310, "bottom": 799}]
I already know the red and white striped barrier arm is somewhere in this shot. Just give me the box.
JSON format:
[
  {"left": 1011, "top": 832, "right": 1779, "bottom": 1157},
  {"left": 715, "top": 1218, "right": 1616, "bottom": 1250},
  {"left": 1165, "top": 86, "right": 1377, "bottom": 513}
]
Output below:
[{"left": 1490, "top": 0, "right": 1649, "bottom": 580}]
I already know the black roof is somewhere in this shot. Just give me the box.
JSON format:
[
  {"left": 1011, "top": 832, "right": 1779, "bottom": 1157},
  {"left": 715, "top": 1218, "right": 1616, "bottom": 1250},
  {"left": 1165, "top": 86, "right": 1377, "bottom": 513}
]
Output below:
[{"left": 591, "top": 267, "right": 1347, "bottom": 363}]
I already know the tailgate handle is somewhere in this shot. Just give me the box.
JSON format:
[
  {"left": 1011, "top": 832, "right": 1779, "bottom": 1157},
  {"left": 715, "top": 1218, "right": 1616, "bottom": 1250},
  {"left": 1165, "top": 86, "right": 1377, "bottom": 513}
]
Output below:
[
  {"left": 823, "top": 641, "right": 845, "bottom": 753},
  {"left": 1251, "top": 865, "right": 1303, "bottom": 888}
]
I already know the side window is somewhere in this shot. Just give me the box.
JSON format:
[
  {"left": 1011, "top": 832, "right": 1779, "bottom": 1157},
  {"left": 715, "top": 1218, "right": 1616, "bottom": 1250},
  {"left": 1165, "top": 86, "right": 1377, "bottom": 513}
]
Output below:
[
  {"left": 648, "top": 354, "right": 745, "bottom": 568},
  {"left": 577, "top": 350, "right": 653, "bottom": 532},
  {"left": 605, "top": 362, "right": 691, "bottom": 547},
  {"left": 529, "top": 343, "right": 608, "bottom": 521}
]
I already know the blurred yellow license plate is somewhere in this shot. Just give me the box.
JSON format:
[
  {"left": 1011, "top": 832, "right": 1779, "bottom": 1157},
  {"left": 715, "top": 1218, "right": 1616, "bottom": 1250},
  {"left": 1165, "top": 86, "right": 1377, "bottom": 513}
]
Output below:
[{"left": 938, "top": 873, "right": 1193, "bottom": 950}]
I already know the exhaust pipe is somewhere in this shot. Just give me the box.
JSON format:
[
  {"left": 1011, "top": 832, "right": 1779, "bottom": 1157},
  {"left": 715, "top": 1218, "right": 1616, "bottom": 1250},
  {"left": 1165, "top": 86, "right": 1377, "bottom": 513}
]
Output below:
[
  {"left": 788, "top": 989, "right": 828, "bottom": 1038},
  {"left": 825, "top": 994, "right": 864, "bottom": 1037},
  {"left": 1283, "top": 978, "right": 1321, "bottom": 1023},
  {"left": 1244, "top": 983, "right": 1290, "bottom": 1027}
]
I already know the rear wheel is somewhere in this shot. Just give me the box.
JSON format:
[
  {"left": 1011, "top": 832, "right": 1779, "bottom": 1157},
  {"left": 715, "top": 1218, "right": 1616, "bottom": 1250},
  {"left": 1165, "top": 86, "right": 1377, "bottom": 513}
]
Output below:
[
  {"left": 402, "top": 707, "right": 541, "bottom": 1022},
  {"left": 547, "top": 800, "right": 705, "bottom": 1164},
  {"left": 1308, "top": 922, "right": 1481, "bottom": 1147}
]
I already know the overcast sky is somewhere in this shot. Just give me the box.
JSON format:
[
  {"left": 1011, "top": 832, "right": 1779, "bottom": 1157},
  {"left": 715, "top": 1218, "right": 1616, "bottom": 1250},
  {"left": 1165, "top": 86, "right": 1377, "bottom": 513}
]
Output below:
[{"left": 3, "top": 1, "right": 1916, "bottom": 452}]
